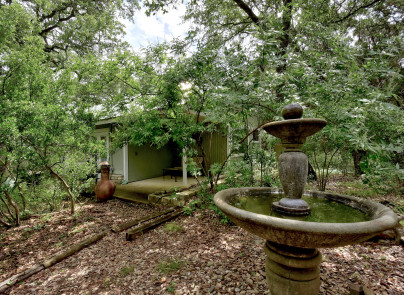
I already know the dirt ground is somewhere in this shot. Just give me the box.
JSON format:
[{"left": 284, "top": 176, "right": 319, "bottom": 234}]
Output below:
[{"left": 1, "top": 196, "right": 403, "bottom": 295}]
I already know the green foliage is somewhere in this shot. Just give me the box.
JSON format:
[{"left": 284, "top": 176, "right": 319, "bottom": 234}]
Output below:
[
  {"left": 155, "top": 258, "right": 184, "bottom": 274},
  {"left": 40, "top": 214, "right": 52, "bottom": 223},
  {"left": 0, "top": 0, "right": 138, "bottom": 222},
  {"left": 183, "top": 199, "right": 202, "bottom": 216},
  {"left": 222, "top": 158, "right": 253, "bottom": 188},
  {"left": 183, "top": 185, "right": 232, "bottom": 224},
  {"left": 167, "top": 282, "right": 176, "bottom": 294},
  {"left": 104, "top": 277, "right": 111, "bottom": 288},
  {"left": 340, "top": 180, "right": 379, "bottom": 199},
  {"left": 209, "top": 201, "right": 231, "bottom": 225},
  {"left": 396, "top": 201, "right": 404, "bottom": 217},
  {"left": 164, "top": 222, "right": 184, "bottom": 233},
  {"left": 222, "top": 146, "right": 279, "bottom": 189},
  {"left": 2, "top": 0, "right": 402, "bottom": 223},
  {"left": 199, "top": 185, "right": 232, "bottom": 224},
  {"left": 146, "top": 0, "right": 403, "bottom": 192},
  {"left": 119, "top": 265, "right": 136, "bottom": 278},
  {"left": 186, "top": 159, "right": 202, "bottom": 178},
  {"left": 304, "top": 134, "right": 341, "bottom": 191},
  {"left": 360, "top": 158, "right": 404, "bottom": 194}
]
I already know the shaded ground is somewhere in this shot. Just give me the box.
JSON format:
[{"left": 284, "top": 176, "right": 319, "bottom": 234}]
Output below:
[
  {"left": 1, "top": 183, "right": 403, "bottom": 295},
  {"left": 0, "top": 199, "right": 158, "bottom": 282}
]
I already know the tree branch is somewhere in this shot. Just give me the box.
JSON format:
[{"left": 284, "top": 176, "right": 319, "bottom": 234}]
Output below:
[
  {"left": 1, "top": 65, "right": 20, "bottom": 95},
  {"left": 0, "top": 216, "right": 11, "bottom": 228},
  {"left": 113, "top": 75, "right": 142, "bottom": 92},
  {"left": 332, "top": 0, "right": 383, "bottom": 24},
  {"left": 45, "top": 165, "right": 75, "bottom": 214},
  {"left": 220, "top": 18, "right": 252, "bottom": 27},
  {"left": 239, "top": 120, "right": 272, "bottom": 145},
  {"left": 280, "top": 0, "right": 293, "bottom": 51},
  {"left": 0, "top": 195, "right": 14, "bottom": 222},
  {"left": 20, "top": 137, "right": 75, "bottom": 214},
  {"left": 0, "top": 158, "right": 27, "bottom": 211},
  {"left": 40, "top": 7, "right": 76, "bottom": 36},
  {"left": 4, "top": 190, "right": 20, "bottom": 226},
  {"left": 44, "top": 43, "right": 69, "bottom": 53},
  {"left": 39, "top": 3, "right": 71, "bottom": 22},
  {"left": 232, "top": 0, "right": 260, "bottom": 26}
]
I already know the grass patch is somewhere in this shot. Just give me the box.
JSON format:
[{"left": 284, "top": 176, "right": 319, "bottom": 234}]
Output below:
[
  {"left": 167, "top": 282, "right": 176, "bottom": 293},
  {"left": 395, "top": 200, "right": 404, "bottom": 215},
  {"left": 339, "top": 181, "right": 378, "bottom": 198},
  {"left": 343, "top": 188, "right": 378, "bottom": 198},
  {"left": 120, "top": 264, "right": 136, "bottom": 277},
  {"left": 40, "top": 214, "right": 52, "bottom": 223},
  {"left": 104, "top": 277, "right": 111, "bottom": 288},
  {"left": 164, "top": 222, "right": 184, "bottom": 233},
  {"left": 156, "top": 258, "right": 184, "bottom": 274},
  {"left": 183, "top": 199, "right": 202, "bottom": 216},
  {"left": 24, "top": 224, "right": 45, "bottom": 232}
]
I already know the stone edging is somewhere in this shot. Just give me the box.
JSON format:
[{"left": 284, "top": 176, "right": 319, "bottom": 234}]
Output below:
[{"left": 148, "top": 189, "right": 198, "bottom": 207}]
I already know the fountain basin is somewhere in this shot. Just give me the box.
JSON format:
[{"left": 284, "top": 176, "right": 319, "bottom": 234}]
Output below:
[
  {"left": 263, "top": 119, "right": 327, "bottom": 145},
  {"left": 214, "top": 187, "right": 398, "bottom": 248}
]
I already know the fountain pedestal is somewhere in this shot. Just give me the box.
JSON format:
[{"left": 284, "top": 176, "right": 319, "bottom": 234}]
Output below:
[
  {"left": 273, "top": 150, "right": 311, "bottom": 215},
  {"left": 264, "top": 104, "right": 327, "bottom": 216},
  {"left": 264, "top": 242, "right": 322, "bottom": 295}
]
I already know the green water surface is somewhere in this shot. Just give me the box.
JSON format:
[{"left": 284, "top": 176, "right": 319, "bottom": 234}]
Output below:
[{"left": 232, "top": 195, "right": 371, "bottom": 223}]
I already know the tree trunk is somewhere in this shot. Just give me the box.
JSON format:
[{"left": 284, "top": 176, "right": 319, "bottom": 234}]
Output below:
[
  {"left": 308, "top": 162, "right": 317, "bottom": 181},
  {"left": 46, "top": 165, "right": 75, "bottom": 214},
  {"left": 280, "top": 0, "right": 293, "bottom": 56},
  {"left": 249, "top": 152, "right": 254, "bottom": 186},
  {"left": 4, "top": 190, "right": 20, "bottom": 226},
  {"left": 0, "top": 217, "right": 11, "bottom": 228},
  {"left": 351, "top": 150, "right": 367, "bottom": 176},
  {"left": 16, "top": 185, "right": 26, "bottom": 211},
  {"left": 195, "top": 136, "right": 215, "bottom": 191},
  {"left": 0, "top": 265, "right": 45, "bottom": 293}
]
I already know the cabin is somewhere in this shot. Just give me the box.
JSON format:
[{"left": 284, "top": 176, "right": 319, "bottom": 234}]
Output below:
[{"left": 94, "top": 117, "right": 229, "bottom": 187}]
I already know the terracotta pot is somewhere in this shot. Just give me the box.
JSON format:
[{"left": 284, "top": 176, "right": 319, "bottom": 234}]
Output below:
[{"left": 95, "top": 162, "right": 116, "bottom": 202}]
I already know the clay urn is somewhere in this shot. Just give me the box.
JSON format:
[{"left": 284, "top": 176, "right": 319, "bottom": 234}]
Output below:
[{"left": 95, "top": 162, "right": 116, "bottom": 202}]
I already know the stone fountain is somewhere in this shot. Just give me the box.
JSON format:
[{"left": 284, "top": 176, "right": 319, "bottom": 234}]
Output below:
[{"left": 214, "top": 104, "right": 398, "bottom": 295}]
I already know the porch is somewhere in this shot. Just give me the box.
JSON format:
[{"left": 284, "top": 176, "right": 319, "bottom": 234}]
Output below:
[{"left": 114, "top": 175, "right": 204, "bottom": 204}]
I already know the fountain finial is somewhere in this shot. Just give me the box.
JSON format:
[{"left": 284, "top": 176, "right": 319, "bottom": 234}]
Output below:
[{"left": 282, "top": 103, "right": 303, "bottom": 120}]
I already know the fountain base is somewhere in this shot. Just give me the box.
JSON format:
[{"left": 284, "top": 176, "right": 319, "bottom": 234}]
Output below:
[
  {"left": 264, "top": 242, "right": 322, "bottom": 295},
  {"left": 272, "top": 198, "right": 311, "bottom": 216}
]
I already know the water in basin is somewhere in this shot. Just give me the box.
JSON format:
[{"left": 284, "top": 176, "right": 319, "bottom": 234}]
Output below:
[{"left": 232, "top": 194, "right": 371, "bottom": 223}]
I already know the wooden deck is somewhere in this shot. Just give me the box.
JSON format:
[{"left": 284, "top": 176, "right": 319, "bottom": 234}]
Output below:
[{"left": 114, "top": 176, "right": 203, "bottom": 203}]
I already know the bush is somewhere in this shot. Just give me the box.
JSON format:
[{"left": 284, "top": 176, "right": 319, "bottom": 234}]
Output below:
[{"left": 361, "top": 156, "right": 404, "bottom": 195}]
